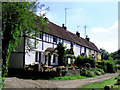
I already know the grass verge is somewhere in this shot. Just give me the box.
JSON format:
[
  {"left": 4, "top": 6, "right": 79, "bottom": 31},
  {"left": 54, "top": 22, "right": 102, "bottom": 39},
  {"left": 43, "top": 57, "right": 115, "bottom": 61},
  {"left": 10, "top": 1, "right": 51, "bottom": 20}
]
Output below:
[
  {"left": 81, "top": 77, "right": 120, "bottom": 88},
  {"left": 37, "top": 74, "right": 95, "bottom": 80}
]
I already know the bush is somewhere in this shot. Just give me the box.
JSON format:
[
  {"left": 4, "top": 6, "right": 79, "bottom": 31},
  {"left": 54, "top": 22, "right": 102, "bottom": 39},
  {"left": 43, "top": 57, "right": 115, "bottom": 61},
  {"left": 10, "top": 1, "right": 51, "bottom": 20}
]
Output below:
[
  {"left": 87, "top": 71, "right": 96, "bottom": 77},
  {"left": 96, "top": 65, "right": 103, "bottom": 69},
  {"left": 95, "top": 71, "right": 101, "bottom": 76},
  {"left": 75, "top": 56, "right": 95, "bottom": 68},
  {"left": 81, "top": 69, "right": 88, "bottom": 76},
  {"left": 103, "top": 60, "right": 116, "bottom": 73},
  {"left": 97, "top": 68, "right": 105, "bottom": 75}
]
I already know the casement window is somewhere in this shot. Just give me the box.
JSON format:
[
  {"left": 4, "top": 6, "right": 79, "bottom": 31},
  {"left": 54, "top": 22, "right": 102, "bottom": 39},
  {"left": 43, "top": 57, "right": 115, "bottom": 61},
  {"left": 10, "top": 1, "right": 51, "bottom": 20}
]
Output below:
[
  {"left": 45, "top": 55, "right": 47, "bottom": 64},
  {"left": 53, "top": 37, "right": 57, "bottom": 43},
  {"left": 45, "top": 34, "right": 47, "bottom": 41},
  {"left": 53, "top": 54, "right": 56, "bottom": 63},
  {"left": 40, "top": 32, "right": 43, "bottom": 39},
  {"left": 48, "top": 35, "right": 50, "bottom": 42},
  {"left": 35, "top": 52, "right": 41, "bottom": 62}
]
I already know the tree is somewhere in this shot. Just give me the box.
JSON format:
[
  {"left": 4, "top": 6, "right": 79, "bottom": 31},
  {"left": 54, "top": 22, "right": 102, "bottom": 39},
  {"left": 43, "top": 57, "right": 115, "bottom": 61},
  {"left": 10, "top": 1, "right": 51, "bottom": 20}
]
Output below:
[
  {"left": 2, "top": 2, "right": 48, "bottom": 77},
  {"left": 100, "top": 48, "right": 112, "bottom": 60},
  {"left": 57, "top": 43, "right": 67, "bottom": 66}
]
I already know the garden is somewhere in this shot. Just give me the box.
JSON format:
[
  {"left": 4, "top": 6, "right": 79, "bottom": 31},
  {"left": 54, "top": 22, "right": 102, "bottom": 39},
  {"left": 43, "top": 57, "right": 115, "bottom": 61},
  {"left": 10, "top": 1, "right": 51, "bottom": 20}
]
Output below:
[{"left": 20, "top": 55, "right": 118, "bottom": 80}]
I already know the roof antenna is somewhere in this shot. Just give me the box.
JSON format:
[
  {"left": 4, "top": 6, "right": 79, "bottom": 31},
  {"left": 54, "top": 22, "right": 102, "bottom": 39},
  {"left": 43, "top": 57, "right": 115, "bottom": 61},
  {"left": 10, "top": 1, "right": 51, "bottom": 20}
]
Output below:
[
  {"left": 77, "top": 25, "right": 80, "bottom": 32},
  {"left": 65, "top": 8, "right": 71, "bottom": 27},
  {"left": 84, "top": 25, "right": 87, "bottom": 38}
]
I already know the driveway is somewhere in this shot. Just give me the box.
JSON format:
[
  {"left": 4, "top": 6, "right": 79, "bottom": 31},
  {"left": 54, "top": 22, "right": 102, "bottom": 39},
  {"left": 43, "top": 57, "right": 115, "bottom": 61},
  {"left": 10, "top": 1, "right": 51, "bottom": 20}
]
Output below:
[{"left": 5, "top": 72, "right": 120, "bottom": 88}]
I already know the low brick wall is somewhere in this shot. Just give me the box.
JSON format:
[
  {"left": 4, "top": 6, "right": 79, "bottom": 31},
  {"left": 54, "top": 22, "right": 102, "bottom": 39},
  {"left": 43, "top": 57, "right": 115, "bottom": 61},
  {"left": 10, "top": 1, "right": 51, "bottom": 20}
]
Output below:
[
  {"left": 8, "top": 68, "right": 80, "bottom": 79},
  {"left": 65, "top": 69, "right": 80, "bottom": 76}
]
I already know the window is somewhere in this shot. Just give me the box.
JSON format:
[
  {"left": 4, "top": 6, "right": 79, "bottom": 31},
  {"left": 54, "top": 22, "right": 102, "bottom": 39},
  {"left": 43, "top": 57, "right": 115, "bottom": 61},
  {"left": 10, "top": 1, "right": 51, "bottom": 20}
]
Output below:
[
  {"left": 45, "top": 55, "right": 47, "bottom": 64},
  {"left": 48, "top": 35, "right": 50, "bottom": 42},
  {"left": 40, "top": 32, "right": 43, "bottom": 39},
  {"left": 35, "top": 52, "right": 41, "bottom": 62},
  {"left": 45, "top": 34, "right": 47, "bottom": 41},
  {"left": 53, "top": 37, "right": 57, "bottom": 43},
  {"left": 35, "top": 52, "right": 38, "bottom": 62},
  {"left": 53, "top": 54, "right": 56, "bottom": 63},
  {"left": 39, "top": 52, "right": 41, "bottom": 63}
]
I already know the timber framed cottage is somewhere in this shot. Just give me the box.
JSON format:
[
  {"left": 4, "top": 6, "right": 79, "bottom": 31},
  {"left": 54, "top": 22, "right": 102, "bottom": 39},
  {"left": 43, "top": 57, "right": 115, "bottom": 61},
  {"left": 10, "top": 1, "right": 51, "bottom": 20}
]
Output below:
[{"left": 9, "top": 18, "right": 101, "bottom": 69}]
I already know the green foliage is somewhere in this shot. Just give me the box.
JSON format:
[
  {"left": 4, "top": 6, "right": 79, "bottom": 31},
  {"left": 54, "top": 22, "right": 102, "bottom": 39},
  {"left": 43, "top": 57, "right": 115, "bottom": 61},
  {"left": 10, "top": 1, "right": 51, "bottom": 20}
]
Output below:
[
  {"left": 48, "top": 74, "right": 89, "bottom": 80},
  {"left": 75, "top": 56, "right": 95, "bottom": 68},
  {"left": 100, "top": 48, "right": 112, "bottom": 60},
  {"left": 95, "top": 71, "right": 101, "bottom": 76},
  {"left": 57, "top": 43, "right": 67, "bottom": 66},
  {"left": 2, "top": 2, "right": 48, "bottom": 79},
  {"left": 96, "top": 65, "right": 103, "bottom": 69},
  {"left": 103, "top": 60, "right": 117, "bottom": 73},
  {"left": 87, "top": 71, "right": 96, "bottom": 77},
  {"left": 96, "top": 68, "right": 105, "bottom": 75},
  {"left": 82, "top": 77, "right": 116, "bottom": 88}
]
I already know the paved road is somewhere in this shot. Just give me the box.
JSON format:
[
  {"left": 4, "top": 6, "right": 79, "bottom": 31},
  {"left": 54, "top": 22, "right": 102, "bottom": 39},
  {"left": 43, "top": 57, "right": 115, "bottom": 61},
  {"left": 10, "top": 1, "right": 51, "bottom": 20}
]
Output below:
[{"left": 5, "top": 73, "right": 120, "bottom": 88}]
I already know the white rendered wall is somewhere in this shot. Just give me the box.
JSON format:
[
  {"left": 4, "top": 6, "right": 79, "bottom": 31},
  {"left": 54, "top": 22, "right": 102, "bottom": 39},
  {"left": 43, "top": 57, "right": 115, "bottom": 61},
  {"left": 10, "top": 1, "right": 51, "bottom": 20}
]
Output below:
[
  {"left": 36, "top": 40, "right": 42, "bottom": 50},
  {"left": 25, "top": 50, "right": 35, "bottom": 65},
  {"left": 81, "top": 46, "right": 85, "bottom": 54},
  {"left": 86, "top": 48, "right": 89, "bottom": 57},
  {"left": 74, "top": 44, "right": 80, "bottom": 57},
  {"left": 43, "top": 42, "right": 53, "bottom": 50},
  {"left": 63, "top": 40, "right": 71, "bottom": 49}
]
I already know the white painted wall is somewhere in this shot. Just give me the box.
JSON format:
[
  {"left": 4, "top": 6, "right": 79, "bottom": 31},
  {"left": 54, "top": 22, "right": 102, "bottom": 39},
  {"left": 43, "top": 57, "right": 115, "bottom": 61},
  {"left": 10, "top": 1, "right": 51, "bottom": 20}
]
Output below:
[
  {"left": 63, "top": 40, "right": 71, "bottom": 49},
  {"left": 25, "top": 50, "right": 35, "bottom": 65},
  {"left": 74, "top": 44, "right": 80, "bottom": 57},
  {"left": 86, "top": 48, "right": 89, "bottom": 57},
  {"left": 36, "top": 40, "right": 42, "bottom": 50},
  {"left": 81, "top": 46, "right": 85, "bottom": 54},
  {"left": 44, "top": 42, "right": 53, "bottom": 50},
  {"left": 50, "top": 54, "right": 58, "bottom": 65}
]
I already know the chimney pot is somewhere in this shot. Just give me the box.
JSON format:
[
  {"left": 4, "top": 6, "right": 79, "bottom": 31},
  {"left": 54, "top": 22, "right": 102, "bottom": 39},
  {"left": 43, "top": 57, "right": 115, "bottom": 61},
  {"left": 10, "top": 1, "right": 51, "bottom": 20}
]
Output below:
[
  {"left": 86, "top": 35, "right": 90, "bottom": 42},
  {"left": 76, "top": 31, "right": 80, "bottom": 37},
  {"left": 62, "top": 24, "right": 67, "bottom": 30}
]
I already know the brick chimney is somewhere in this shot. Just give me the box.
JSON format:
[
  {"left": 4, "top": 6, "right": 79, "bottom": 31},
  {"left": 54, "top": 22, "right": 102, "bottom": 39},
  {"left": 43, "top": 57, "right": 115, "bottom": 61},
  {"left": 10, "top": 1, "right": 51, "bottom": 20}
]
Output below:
[
  {"left": 85, "top": 35, "right": 90, "bottom": 42},
  {"left": 62, "top": 24, "right": 67, "bottom": 30},
  {"left": 76, "top": 31, "right": 80, "bottom": 37}
]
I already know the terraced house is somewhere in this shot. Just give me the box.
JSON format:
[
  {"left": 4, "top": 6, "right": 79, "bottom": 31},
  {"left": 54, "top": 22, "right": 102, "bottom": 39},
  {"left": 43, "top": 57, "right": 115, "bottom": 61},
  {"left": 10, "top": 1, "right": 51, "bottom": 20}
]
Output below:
[{"left": 9, "top": 18, "right": 101, "bottom": 69}]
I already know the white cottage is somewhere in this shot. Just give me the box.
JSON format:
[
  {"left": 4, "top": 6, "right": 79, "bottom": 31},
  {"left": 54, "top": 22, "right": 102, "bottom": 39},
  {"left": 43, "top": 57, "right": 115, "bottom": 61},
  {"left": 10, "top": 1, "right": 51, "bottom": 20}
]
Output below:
[{"left": 9, "top": 19, "right": 100, "bottom": 69}]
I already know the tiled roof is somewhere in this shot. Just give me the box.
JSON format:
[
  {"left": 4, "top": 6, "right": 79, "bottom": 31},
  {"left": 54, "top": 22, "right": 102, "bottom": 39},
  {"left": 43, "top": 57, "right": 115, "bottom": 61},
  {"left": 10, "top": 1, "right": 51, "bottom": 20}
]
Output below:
[{"left": 36, "top": 20, "right": 100, "bottom": 52}]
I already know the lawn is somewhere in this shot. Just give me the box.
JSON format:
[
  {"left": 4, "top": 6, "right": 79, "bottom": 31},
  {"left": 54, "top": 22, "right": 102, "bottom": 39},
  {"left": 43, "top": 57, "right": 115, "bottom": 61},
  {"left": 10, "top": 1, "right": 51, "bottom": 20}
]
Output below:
[
  {"left": 37, "top": 74, "right": 95, "bottom": 80},
  {"left": 81, "top": 77, "right": 120, "bottom": 88}
]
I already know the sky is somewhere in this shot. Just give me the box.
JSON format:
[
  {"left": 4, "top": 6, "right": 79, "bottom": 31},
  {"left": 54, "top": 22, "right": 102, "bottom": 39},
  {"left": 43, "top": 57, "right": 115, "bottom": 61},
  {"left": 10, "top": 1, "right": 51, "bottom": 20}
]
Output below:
[{"left": 36, "top": 1, "right": 118, "bottom": 53}]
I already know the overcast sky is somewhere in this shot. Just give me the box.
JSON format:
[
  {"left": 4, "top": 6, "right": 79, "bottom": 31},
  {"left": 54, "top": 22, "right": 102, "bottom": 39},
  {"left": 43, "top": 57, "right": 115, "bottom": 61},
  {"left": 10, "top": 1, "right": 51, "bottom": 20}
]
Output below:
[{"left": 36, "top": 1, "right": 118, "bottom": 53}]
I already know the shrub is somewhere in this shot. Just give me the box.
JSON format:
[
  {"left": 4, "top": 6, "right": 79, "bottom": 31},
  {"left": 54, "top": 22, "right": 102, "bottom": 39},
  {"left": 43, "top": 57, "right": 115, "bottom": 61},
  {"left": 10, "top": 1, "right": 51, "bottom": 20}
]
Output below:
[
  {"left": 80, "top": 69, "right": 88, "bottom": 76},
  {"left": 97, "top": 68, "right": 105, "bottom": 75},
  {"left": 103, "top": 60, "right": 116, "bottom": 73},
  {"left": 95, "top": 71, "right": 101, "bottom": 76},
  {"left": 96, "top": 65, "right": 103, "bottom": 69},
  {"left": 75, "top": 56, "right": 95, "bottom": 68},
  {"left": 87, "top": 71, "right": 96, "bottom": 77}
]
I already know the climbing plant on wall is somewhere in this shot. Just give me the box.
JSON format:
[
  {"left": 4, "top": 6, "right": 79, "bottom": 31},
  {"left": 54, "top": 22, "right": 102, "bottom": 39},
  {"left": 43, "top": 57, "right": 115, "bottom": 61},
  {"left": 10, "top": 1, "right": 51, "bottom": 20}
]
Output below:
[{"left": 2, "top": 2, "right": 49, "bottom": 80}]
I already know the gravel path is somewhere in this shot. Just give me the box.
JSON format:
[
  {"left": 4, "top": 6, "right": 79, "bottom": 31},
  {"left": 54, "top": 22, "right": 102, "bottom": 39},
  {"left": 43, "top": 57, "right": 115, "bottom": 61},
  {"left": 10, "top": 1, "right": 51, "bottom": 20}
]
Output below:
[{"left": 5, "top": 72, "right": 120, "bottom": 88}]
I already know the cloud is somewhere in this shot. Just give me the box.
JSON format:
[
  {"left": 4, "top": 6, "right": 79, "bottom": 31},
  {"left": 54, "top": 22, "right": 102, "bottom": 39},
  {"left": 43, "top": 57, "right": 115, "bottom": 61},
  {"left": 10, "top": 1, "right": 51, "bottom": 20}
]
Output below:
[
  {"left": 91, "top": 21, "right": 118, "bottom": 33},
  {"left": 91, "top": 38, "right": 118, "bottom": 53},
  {"left": 77, "top": 8, "right": 84, "bottom": 12}
]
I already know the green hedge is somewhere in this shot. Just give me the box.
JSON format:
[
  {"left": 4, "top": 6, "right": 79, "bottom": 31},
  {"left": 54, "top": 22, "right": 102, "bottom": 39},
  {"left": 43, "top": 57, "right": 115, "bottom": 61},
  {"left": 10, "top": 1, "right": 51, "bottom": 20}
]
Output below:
[
  {"left": 75, "top": 56, "right": 95, "bottom": 68},
  {"left": 103, "top": 60, "right": 117, "bottom": 73}
]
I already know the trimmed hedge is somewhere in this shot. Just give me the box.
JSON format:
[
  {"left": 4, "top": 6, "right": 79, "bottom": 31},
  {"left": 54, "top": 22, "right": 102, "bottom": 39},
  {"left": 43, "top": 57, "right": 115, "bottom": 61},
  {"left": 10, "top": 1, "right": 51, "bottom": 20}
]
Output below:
[{"left": 75, "top": 56, "right": 95, "bottom": 68}]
